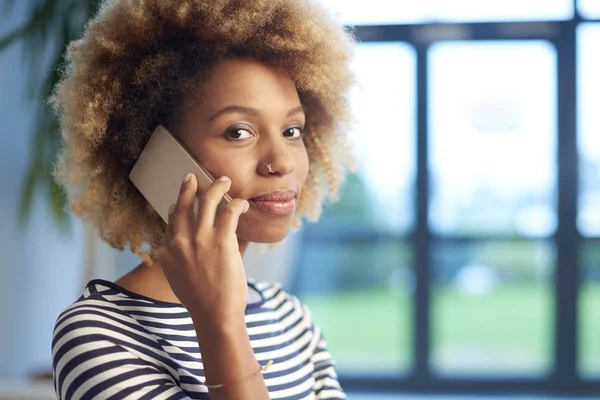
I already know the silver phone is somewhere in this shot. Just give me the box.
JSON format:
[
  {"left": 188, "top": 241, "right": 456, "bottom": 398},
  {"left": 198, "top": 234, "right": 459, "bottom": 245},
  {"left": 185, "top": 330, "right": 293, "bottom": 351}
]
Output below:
[{"left": 129, "top": 125, "right": 232, "bottom": 222}]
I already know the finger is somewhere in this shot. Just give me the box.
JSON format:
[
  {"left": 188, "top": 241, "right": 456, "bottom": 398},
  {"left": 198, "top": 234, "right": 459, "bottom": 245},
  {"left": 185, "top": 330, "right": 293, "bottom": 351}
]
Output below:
[
  {"left": 214, "top": 198, "right": 250, "bottom": 239},
  {"left": 158, "top": 203, "right": 176, "bottom": 264},
  {"left": 195, "top": 176, "right": 232, "bottom": 232},
  {"left": 161, "top": 203, "right": 176, "bottom": 244},
  {"left": 173, "top": 172, "right": 198, "bottom": 235}
]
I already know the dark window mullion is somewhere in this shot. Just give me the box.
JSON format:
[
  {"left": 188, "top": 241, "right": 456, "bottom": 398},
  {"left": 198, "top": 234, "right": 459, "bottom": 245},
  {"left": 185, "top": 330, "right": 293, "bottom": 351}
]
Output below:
[
  {"left": 554, "top": 20, "right": 579, "bottom": 388},
  {"left": 413, "top": 42, "right": 431, "bottom": 383}
]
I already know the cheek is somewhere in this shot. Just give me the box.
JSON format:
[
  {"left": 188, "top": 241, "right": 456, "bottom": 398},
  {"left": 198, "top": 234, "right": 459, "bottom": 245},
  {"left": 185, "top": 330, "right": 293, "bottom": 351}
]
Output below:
[
  {"left": 296, "top": 147, "right": 310, "bottom": 186},
  {"left": 212, "top": 155, "right": 255, "bottom": 196}
]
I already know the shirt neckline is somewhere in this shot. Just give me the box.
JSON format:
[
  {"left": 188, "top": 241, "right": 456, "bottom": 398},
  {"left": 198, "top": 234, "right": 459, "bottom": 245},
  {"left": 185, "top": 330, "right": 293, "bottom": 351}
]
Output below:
[{"left": 86, "top": 278, "right": 267, "bottom": 310}]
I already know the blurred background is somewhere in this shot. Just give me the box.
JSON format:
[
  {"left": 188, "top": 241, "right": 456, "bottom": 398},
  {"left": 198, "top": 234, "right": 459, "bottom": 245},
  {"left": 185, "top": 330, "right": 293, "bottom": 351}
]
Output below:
[{"left": 1, "top": 0, "right": 599, "bottom": 399}]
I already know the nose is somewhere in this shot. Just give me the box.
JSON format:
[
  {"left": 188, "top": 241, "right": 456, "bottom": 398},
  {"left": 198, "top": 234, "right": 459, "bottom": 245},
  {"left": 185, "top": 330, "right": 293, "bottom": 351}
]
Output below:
[{"left": 259, "top": 135, "right": 295, "bottom": 177}]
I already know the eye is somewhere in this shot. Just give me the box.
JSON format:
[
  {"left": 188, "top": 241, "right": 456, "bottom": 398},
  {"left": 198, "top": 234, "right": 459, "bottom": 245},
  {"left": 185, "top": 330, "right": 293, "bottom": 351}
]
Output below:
[
  {"left": 283, "top": 127, "right": 304, "bottom": 138},
  {"left": 226, "top": 127, "right": 254, "bottom": 140}
]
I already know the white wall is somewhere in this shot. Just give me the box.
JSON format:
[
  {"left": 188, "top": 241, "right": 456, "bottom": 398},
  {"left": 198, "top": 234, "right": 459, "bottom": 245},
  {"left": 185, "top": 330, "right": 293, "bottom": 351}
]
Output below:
[{"left": 0, "top": 2, "right": 86, "bottom": 380}]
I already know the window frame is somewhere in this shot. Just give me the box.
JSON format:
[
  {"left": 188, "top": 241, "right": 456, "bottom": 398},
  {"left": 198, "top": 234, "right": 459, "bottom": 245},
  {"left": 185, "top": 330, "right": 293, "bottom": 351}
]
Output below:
[{"left": 297, "top": 1, "right": 600, "bottom": 395}]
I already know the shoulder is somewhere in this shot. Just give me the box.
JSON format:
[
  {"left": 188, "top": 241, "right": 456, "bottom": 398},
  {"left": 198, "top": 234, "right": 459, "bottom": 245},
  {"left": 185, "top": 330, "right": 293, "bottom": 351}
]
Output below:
[
  {"left": 52, "top": 283, "right": 161, "bottom": 360},
  {"left": 53, "top": 292, "right": 133, "bottom": 349},
  {"left": 51, "top": 287, "right": 186, "bottom": 400}
]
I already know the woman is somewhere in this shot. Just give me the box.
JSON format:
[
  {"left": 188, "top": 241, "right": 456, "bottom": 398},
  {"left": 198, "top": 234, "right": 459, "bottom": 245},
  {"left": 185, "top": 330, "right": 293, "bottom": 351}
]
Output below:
[{"left": 50, "top": 0, "right": 356, "bottom": 399}]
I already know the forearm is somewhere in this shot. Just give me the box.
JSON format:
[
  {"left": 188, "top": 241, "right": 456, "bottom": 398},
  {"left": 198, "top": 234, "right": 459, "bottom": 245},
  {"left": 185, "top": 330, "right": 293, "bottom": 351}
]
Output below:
[{"left": 193, "top": 315, "right": 270, "bottom": 400}]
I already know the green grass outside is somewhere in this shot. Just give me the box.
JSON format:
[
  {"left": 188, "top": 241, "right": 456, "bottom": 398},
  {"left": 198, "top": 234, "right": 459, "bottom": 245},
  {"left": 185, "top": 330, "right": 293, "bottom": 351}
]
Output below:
[
  {"left": 300, "top": 283, "right": 600, "bottom": 377},
  {"left": 580, "top": 283, "right": 600, "bottom": 378},
  {"left": 432, "top": 283, "right": 553, "bottom": 374},
  {"left": 302, "top": 289, "right": 412, "bottom": 373}
]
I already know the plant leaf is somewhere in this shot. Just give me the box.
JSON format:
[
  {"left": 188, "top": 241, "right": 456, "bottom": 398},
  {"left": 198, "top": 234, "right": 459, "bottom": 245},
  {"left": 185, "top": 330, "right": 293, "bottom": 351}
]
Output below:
[
  {"left": 0, "top": 24, "right": 28, "bottom": 51},
  {"left": 48, "top": 163, "right": 70, "bottom": 232},
  {"left": 9, "top": 0, "right": 95, "bottom": 230},
  {"left": 18, "top": 158, "right": 43, "bottom": 225}
]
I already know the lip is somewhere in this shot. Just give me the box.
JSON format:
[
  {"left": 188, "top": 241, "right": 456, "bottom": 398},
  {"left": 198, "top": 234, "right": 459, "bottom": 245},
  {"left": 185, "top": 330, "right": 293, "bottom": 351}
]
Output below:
[
  {"left": 250, "top": 190, "right": 296, "bottom": 202},
  {"left": 249, "top": 190, "right": 297, "bottom": 215}
]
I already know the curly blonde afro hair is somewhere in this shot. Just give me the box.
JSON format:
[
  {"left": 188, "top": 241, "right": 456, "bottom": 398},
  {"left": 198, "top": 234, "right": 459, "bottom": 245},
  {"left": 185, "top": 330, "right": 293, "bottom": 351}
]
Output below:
[{"left": 51, "top": 0, "right": 357, "bottom": 263}]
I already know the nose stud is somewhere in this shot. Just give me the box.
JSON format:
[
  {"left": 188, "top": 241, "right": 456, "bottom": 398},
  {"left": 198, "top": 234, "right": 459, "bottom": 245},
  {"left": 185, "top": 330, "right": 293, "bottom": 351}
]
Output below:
[{"left": 266, "top": 162, "right": 274, "bottom": 174}]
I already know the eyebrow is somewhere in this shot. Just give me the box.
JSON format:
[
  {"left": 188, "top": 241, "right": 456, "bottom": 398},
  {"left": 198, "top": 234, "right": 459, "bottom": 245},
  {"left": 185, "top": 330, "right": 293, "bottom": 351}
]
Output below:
[{"left": 209, "top": 105, "right": 305, "bottom": 121}]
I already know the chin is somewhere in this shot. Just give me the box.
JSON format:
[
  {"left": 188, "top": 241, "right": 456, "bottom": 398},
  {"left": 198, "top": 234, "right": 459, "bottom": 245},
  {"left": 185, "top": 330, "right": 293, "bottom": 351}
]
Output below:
[{"left": 237, "top": 220, "right": 291, "bottom": 244}]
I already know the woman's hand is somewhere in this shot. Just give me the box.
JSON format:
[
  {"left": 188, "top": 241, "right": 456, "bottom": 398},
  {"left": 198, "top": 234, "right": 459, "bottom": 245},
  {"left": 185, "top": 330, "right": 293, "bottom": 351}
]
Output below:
[{"left": 157, "top": 173, "right": 250, "bottom": 327}]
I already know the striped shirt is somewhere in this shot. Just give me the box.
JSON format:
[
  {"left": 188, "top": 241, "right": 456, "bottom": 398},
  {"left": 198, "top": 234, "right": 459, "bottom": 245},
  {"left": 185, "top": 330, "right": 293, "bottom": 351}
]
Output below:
[{"left": 52, "top": 279, "right": 345, "bottom": 400}]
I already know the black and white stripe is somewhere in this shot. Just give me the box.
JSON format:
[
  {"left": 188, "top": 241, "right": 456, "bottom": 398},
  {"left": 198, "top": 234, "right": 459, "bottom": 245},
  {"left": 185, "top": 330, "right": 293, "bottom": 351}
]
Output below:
[{"left": 52, "top": 279, "right": 345, "bottom": 399}]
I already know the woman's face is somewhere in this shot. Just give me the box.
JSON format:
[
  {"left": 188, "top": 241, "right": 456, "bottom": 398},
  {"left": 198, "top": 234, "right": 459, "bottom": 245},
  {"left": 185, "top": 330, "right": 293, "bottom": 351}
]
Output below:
[{"left": 174, "top": 57, "right": 310, "bottom": 243}]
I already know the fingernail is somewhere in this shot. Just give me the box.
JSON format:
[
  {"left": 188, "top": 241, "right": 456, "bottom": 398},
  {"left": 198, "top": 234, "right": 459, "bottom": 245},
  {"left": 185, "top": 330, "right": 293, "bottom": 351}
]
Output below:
[
  {"left": 244, "top": 200, "right": 250, "bottom": 212},
  {"left": 169, "top": 204, "right": 176, "bottom": 215},
  {"left": 218, "top": 176, "right": 230, "bottom": 182},
  {"left": 183, "top": 173, "right": 193, "bottom": 184}
]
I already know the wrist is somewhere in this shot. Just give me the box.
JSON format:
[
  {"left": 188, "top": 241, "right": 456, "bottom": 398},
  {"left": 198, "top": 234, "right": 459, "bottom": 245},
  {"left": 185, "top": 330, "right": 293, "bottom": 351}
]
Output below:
[
  {"left": 193, "top": 313, "right": 267, "bottom": 397},
  {"left": 192, "top": 312, "right": 248, "bottom": 346}
]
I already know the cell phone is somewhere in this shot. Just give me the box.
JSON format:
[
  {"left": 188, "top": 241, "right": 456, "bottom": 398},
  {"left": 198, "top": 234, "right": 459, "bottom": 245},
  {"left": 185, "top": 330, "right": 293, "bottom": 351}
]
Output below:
[{"left": 129, "top": 125, "right": 232, "bottom": 223}]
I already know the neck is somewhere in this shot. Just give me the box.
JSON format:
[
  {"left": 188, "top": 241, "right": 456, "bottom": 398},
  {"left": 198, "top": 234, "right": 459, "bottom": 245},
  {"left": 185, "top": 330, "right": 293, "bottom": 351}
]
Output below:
[{"left": 238, "top": 239, "right": 249, "bottom": 255}]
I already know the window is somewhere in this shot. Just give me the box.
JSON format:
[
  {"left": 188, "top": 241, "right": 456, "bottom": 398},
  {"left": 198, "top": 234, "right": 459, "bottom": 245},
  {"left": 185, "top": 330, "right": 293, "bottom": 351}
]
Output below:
[
  {"left": 293, "top": 43, "right": 416, "bottom": 375},
  {"left": 428, "top": 41, "right": 557, "bottom": 237},
  {"left": 431, "top": 240, "right": 554, "bottom": 375},
  {"left": 428, "top": 41, "right": 557, "bottom": 375},
  {"left": 577, "top": 24, "right": 600, "bottom": 238},
  {"left": 346, "top": 44, "right": 416, "bottom": 235},
  {"left": 291, "top": 3, "right": 600, "bottom": 395},
  {"left": 578, "top": 0, "right": 600, "bottom": 19},
  {"left": 577, "top": 23, "right": 600, "bottom": 379},
  {"left": 579, "top": 241, "right": 600, "bottom": 378}
]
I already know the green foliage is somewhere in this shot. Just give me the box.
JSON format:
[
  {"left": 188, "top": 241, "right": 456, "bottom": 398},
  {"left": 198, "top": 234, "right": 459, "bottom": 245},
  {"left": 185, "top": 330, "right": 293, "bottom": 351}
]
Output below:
[
  {"left": 320, "top": 172, "right": 380, "bottom": 227},
  {"left": 302, "top": 284, "right": 600, "bottom": 375},
  {"left": 0, "top": 0, "right": 100, "bottom": 231}
]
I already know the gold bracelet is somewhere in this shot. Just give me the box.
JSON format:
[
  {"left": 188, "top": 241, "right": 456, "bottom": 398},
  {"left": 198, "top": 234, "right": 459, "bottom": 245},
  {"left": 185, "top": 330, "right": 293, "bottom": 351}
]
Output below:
[{"left": 205, "top": 360, "right": 274, "bottom": 390}]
